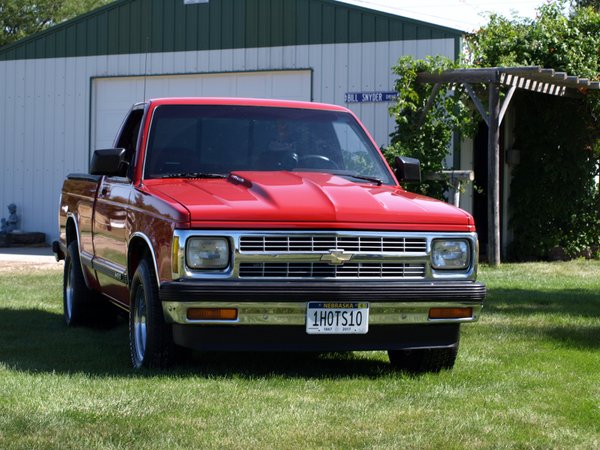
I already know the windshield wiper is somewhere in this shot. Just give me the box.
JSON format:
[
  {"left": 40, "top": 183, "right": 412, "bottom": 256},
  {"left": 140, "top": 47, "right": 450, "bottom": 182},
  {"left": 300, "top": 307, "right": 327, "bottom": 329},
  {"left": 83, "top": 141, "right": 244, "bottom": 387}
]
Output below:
[
  {"left": 159, "top": 172, "right": 228, "bottom": 179},
  {"left": 338, "top": 172, "right": 384, "bottom": 186}
]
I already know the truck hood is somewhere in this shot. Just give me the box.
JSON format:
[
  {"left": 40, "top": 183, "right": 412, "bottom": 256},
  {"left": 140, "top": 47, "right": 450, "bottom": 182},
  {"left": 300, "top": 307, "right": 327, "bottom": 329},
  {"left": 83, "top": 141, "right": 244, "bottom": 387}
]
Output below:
[{"left": 144, "top": 171, "right": 474, "bottom": 230}]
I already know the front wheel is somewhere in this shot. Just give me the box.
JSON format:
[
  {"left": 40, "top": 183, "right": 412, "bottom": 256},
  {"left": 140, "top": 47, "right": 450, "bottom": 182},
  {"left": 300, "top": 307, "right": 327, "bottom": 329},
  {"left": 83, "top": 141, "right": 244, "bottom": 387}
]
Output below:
[
  {"left": 129, "top": 258, "right": 175, "bottom": 369},
  {"left": 388, "top": 341, "right": 459, "bottom": 374}
]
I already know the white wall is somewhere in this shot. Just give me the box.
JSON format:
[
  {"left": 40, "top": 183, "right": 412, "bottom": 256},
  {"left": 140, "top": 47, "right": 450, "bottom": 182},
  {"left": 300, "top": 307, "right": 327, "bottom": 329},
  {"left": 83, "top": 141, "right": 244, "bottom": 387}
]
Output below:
[{"left": 0, "top": 38, "right": 456, "bottom": 240}]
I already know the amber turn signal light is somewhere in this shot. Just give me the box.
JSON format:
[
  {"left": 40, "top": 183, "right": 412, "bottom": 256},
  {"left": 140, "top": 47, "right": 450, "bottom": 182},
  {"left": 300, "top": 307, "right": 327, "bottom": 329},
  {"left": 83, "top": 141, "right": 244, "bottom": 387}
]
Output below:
[
  {"left": 187, "top": 308, "right": 238, "bottom": 321},
  {"left": 429, "top": 307, "right": 473, "bottom": 320}
]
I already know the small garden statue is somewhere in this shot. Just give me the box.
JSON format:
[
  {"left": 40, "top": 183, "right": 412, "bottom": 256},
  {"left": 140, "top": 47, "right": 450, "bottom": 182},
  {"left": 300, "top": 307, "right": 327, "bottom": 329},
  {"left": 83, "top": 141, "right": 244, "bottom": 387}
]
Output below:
[{"left": 0, "top": 203, "right": 20, "bottom": 233}]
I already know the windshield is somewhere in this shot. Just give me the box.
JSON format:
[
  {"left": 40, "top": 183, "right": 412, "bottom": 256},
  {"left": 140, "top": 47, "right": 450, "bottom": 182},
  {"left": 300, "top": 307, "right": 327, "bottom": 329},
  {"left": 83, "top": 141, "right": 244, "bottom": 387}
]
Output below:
[{"left": 144, "top": 104, "right": 395, "bottom": 185}]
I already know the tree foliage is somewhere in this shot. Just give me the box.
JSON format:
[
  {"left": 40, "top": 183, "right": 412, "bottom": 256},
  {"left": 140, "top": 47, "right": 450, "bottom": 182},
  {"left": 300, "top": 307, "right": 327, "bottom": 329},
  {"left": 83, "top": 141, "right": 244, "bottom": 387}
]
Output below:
[
  {"left": 387, "top": 1, "right": 600, "bottom": 260},
  {"left": 0, "top": 0, "right": 114, "bottom": 47},
  {"left": 385, "top": 56, "right": 475, "bottom": 199}
]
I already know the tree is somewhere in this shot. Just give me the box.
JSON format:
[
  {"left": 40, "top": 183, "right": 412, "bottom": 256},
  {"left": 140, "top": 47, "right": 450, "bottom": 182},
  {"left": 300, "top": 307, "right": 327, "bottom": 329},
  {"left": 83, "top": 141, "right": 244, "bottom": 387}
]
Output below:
[
  {"left": 387, "top": 1, "right": 600, "bottom": 260},
  {"left": 0, "top": 0, "right": 114, "bottom": 47}
]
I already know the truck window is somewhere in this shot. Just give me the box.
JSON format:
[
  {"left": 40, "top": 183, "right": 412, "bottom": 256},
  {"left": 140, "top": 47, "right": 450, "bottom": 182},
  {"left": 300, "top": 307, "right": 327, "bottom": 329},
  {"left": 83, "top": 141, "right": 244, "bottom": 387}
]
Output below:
[
  {"left": 115, "top": 109, "right": 144, "bottom": 178},
  {"left": 144, "top": 105, "right": 394, "bottom": 185}
]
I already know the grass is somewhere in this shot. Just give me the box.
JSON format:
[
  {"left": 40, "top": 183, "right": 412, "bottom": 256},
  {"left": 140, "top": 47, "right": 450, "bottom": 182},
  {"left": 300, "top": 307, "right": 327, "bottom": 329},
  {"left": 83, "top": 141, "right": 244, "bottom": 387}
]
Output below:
[{"left": 1, "top": 261, "right": 599, "bottom": 449}]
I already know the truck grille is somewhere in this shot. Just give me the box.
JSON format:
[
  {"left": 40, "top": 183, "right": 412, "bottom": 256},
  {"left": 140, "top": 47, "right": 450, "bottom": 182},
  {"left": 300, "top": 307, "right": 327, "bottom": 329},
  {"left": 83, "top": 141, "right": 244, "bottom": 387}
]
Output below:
[
  {"left": 239, "top": 235, "right": 427, "bottom": 253},
  {"left": 238, "top": 262, "right": 426, "bottom": 279}
]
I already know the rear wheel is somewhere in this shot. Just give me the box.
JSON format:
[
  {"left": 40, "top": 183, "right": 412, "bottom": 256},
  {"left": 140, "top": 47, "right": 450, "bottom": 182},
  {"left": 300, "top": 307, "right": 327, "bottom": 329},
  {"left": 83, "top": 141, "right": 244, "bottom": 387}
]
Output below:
[
  {"left": 129, "top": 258, "right": 175, "bottom": 369},
  {"left": 388, "top": 341, "right": 459, "bottom": 374},
  {"left": 63, "top": 241, "right": 93, "bottom": 326},
  {"left": 63, "top": 240, "right": 118, "bottom": 327}
]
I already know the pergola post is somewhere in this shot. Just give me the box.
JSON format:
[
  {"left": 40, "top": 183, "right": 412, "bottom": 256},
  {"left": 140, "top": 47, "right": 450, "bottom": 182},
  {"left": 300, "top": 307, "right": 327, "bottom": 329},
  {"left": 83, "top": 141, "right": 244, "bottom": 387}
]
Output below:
[{"left": 487, "top": 82, "right": 501, "bottom": 266}]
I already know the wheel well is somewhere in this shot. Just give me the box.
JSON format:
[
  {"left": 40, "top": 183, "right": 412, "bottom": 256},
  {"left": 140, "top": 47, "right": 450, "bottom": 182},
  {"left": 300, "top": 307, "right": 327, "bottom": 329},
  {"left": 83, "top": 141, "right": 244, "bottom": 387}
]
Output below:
[
  {"left": 66, "top": 219, "right": 77, "bottom": 247},
  {"left": 128, "top": 236, "right": 152, "bottom": 285}
]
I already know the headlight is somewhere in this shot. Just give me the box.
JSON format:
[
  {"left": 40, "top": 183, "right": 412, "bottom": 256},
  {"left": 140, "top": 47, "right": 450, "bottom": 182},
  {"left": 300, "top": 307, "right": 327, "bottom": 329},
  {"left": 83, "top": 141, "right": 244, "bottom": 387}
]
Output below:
[
  {"left": 186, "top": 237, "right": 230, "bottom": 270},
  {"left": 431, "top": 240, "right": 470, "bottom": 270}
]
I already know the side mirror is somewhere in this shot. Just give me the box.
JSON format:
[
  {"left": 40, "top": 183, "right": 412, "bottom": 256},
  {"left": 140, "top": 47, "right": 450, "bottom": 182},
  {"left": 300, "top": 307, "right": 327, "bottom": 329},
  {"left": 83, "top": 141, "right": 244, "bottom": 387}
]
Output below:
[
  {"left": 394, "top": 156, "right": 421, "bottom": 183},
  {"left": 90, "top": 148, "right": 127, "bottom": 176}
]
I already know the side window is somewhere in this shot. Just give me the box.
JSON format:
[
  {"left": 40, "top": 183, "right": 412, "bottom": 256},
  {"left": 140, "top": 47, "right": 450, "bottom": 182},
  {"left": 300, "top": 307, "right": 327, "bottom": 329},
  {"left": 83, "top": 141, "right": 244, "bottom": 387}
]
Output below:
[{"left": 115, "top": 109, "right": 144, "bottom": 178}]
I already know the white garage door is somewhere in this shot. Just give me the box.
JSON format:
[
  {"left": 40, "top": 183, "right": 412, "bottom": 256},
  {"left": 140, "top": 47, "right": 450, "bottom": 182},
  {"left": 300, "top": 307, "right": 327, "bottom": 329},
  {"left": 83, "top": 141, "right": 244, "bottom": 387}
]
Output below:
[{"left": 91, "top": 70, "right": 312, "bottom": 151}]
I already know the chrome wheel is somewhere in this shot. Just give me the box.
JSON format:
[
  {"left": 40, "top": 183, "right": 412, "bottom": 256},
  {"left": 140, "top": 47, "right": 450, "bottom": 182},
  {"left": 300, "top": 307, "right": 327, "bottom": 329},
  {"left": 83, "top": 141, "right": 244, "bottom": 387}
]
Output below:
[
  {"left": 65, "top": 259, "right": 74, "bottom": 321},
  {"left": 133, "top": 286, "right": 148, "bottom": 364},
  {"left": 129, "top": 258, "right": 176, "bottom": 369}
]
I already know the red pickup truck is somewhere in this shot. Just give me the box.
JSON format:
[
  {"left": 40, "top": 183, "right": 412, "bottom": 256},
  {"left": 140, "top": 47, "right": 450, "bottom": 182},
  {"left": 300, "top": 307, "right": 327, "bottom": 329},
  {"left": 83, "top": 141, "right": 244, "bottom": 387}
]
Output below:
[{"left": 54, "top": 97, "right": 485, "bottom": 372}]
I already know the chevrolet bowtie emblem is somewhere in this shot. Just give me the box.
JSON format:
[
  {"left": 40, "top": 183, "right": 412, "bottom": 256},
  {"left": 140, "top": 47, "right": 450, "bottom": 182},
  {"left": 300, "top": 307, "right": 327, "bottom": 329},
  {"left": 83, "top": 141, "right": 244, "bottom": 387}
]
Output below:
[{"left": 320, "top": 249, "right": 353, "bottom": 265}]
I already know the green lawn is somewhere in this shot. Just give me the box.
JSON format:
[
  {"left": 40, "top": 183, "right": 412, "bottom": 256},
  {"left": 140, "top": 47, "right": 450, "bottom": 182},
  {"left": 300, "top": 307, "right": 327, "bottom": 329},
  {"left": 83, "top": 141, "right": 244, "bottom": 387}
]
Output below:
[{"left": 1, "top": 261, "right": 599, "bottom": 449}]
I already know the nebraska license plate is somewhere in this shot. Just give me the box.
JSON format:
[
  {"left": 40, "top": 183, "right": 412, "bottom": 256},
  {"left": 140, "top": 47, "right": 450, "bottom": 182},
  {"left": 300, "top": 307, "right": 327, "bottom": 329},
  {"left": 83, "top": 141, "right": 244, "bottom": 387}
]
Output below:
[{"left": 306, "top": 302, "right": 369, "bottom": 335}]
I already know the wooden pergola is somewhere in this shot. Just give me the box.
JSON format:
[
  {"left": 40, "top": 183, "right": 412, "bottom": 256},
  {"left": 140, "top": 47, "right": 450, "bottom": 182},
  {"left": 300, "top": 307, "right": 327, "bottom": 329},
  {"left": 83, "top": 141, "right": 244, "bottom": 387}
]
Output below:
[{"left": 416, "top": 66, "right": 600, "bottom": 266}]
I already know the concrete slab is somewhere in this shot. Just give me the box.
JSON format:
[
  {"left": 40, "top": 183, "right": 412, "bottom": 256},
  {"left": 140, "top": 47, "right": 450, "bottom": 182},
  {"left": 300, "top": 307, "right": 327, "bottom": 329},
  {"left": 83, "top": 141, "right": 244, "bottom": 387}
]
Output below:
[{"left": 0, "top": 246, "right": 62, "bottom": 270}]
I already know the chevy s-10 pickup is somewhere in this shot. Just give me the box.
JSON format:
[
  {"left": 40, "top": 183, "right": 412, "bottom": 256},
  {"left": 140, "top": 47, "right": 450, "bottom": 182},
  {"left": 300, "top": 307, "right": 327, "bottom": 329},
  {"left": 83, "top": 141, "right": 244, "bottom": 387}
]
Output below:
[{"left": 54, "top": 97, "right": 486, "bottom": 371}]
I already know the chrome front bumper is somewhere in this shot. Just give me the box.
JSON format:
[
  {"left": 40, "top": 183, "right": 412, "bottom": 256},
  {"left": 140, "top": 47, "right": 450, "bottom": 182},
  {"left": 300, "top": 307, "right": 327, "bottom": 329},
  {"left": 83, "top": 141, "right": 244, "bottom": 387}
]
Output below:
[{"left": 162, "top": 300, "right": 483, "bottom": 326}]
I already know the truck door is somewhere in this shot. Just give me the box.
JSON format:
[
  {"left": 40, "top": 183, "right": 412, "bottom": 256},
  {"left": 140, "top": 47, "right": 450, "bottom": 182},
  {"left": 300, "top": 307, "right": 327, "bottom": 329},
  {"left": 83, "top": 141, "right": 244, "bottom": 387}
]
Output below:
[{"left": 92, "top": 107, "right": 144, "bottom": 306}]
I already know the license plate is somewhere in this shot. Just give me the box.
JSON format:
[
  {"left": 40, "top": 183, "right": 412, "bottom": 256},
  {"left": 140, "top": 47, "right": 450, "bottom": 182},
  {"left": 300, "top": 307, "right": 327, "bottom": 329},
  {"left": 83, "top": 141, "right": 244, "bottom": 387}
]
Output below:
[{"left": 306, "top": 302, "right": 369, "bottom": 334}]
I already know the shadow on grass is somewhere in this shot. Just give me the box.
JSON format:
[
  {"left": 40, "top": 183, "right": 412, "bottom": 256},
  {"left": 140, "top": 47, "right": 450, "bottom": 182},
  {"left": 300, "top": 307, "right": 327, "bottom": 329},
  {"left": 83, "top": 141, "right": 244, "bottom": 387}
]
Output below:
[
  {"left": 0, "top": 308, "right": 393, "bottom": 378},
  {"left": 485, "top": 288, "right": 600, "bottom": 318},
  {"left": 482, "top": 288, "right": 600, "bottom": 349}
]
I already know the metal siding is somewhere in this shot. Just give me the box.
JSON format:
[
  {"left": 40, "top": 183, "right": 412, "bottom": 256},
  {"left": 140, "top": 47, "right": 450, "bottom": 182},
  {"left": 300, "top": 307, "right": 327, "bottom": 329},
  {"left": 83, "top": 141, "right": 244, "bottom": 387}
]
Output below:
[
  {"left": 96, "top": 12, "right": 109, "bottom": 55},
  {"left": 198, "top": 3, "right": 210, "bottom": 50},
  {"left": 322, "top": 4, "right": 335, "bottom": 44},
  {"left": 174, "top": 0, "right": 187, "bottom": 52},
  {"left": 348, "top": 11, "right": 361, "bottom": 43},
  {"left": 389, "top": 20, "right": 402, "bottom": 41},
  {"left": 129, "top": 0, "right": 143, "bottom": 54},
  {"left": 270, "top": 0, "right": 284, "bottom": 48},
  {"left": 185, "top": 1, "right": 198, "bottom": 52},
  {"left": 163, "top": 1, "right": 176, "bottom": 53},
  {"left": 118, "top": 3, "right": 131, "bottom": 54},
  {"left": 245, "top": 0, "right": 259, "bottom": 49},
  {"left": 283, "top": 0, "right": 296, "bottom": 46},
  {"left": 309, "top": 1, "right": 322, "bottom": 46},
  {"left": 296, "top": 0, "right": 310, "bottom": 46},
  {"left": 334, "top": 7, "right": 348, "bottom": 43},
  {"left": 376, "top": 16, "right": 388, "bottom": 42},
  {"left": 220, "top": 0, "right": 235, "bottom": 50},
  {"left": 76, "top": 21, "right": 87, "bottom": 57},
  {"left": 3, "top": 62, "right": 17, "bottom": 204},
  {"left": 404, "top": 23, "right": 417, "bottom": 41},
  {"left": 150, "top": 0, "right": 162, "bottom": 52},
  {"left": 362, "top": 12, "right": 376, "bottom": 43},
  {"left": 209, "top": 0, "right": 222, "bottom": 50},
  {"left": 256, "top": 0, "right": 269, "bottom": 48},
  {"left": 25, "top": 41, "right": 36, "bottom": 59}
]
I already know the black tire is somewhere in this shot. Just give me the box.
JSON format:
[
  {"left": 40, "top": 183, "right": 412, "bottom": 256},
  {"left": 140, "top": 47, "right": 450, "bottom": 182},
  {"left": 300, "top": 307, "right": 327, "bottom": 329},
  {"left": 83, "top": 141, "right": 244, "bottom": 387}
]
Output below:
[
  {"left": 129, "top": 258, "right": 175, "bottom": 369},
  {"left": 63, "top": 240, "right": 93, "bottom": 326},
  {"left": 388, "top": 340, "right": 459, "bottom": 374}
]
